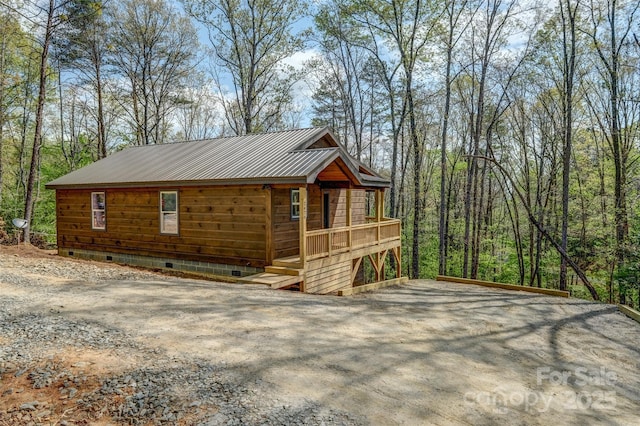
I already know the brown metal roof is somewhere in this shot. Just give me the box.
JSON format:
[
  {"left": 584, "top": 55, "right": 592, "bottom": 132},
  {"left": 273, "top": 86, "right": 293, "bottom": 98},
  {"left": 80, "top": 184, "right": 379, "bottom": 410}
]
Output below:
[{"left": 46, "top": 127, "right": 390, "bottom": 189}]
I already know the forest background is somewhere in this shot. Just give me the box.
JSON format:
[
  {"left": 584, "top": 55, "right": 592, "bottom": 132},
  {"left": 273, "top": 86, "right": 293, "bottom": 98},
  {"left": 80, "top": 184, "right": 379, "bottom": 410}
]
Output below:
[{"left": 1, "top": 0, "right": 639, "bottom": 306}]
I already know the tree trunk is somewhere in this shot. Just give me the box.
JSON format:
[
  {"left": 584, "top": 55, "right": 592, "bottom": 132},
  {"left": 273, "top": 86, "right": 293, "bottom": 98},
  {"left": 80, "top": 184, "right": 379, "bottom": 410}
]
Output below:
[
  {"left": 481, "top": 154, "right": 599, "bottom": 300},
  {"left": 0, "top": 30, "right": 5, "bottom": 206},
  {"left": 94, "top": 43, "right": 107, "bottom": 158},
  {"left": 559, "top": 0, "right": 577, "bottom": 292},
  {"left": 408, "top": 87, "right": 421, "bottom": 279},
  {"left": 462, "top": 126, "right": 475, "bottom": 277},
  {"left": 24, "top": 0, "right": 54, "bottom": 244},
  {"left": 439, "top": 6, "right": 455, "bottom": 276},
  {"left": 471, "top": 156, "right": 487, "bottom": 279}
]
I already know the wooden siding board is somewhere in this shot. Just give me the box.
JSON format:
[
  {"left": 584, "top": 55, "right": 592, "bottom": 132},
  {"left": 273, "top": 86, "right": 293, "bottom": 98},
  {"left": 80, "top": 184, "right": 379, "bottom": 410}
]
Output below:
[
  {"left": 56, "top": 186, "right": 268, "bottom": 265},
  {"left": 273, "top": 187, "right": 300, "bottom": 259},
  {"left": 304, "top": 257, "right": 352, "bottom": 294}
]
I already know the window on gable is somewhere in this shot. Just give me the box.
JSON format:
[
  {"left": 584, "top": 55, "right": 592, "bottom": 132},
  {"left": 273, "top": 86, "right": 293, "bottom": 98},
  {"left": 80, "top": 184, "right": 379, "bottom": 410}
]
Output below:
[
  {"left": 291, "top": 189, "right": 300, "bottom": 219},
  {"left": 91, "top": 192, "right": 106, "bottom": 230},
  {"left": 160, "top": 191, "right": 178, "bottom": 234}
]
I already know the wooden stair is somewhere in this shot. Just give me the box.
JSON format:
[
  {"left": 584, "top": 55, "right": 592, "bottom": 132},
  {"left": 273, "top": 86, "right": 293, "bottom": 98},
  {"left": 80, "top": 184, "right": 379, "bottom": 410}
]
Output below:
[
  {"left": 271, "top": 256, "right": 302, "bottom": 268},
  {"left": 264, "top": 265, "right": 303, "bottom": 276},
  {"left": 240, "top": 256, "right": 305, "bottom": 290},
  {"left": 240, "top": 267, "right": 304, "bottom": 290}
]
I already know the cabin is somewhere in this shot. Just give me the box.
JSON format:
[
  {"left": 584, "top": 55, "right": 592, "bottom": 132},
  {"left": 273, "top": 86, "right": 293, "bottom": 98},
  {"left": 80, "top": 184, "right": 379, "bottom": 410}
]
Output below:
[{"left": 46, "top": 127, "right": 403, "bottom": 294}]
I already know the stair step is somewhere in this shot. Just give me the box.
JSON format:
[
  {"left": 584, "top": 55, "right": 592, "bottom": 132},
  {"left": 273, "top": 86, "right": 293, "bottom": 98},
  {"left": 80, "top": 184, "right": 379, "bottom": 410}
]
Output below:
[
  {"left": 239, "top": 272, "right": 302, "bottom": 289},
  {"left": 265, "top": 266, "right": 304, "bottom": 276},
  {"left": 272, "top": 256, "right": 302, "bottom": 268}
]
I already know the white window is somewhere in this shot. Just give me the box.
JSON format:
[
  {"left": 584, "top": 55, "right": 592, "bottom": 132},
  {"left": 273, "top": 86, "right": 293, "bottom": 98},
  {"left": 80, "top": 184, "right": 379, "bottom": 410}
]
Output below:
[
  {"left": 291, "top": 189, "right": 300, "bottom": 219},
  {"left": 91, "top": 192, "right": 106, "bottom": 230},
  {"left": 160, "top": 191, "right": 178, "bottom": 234}
]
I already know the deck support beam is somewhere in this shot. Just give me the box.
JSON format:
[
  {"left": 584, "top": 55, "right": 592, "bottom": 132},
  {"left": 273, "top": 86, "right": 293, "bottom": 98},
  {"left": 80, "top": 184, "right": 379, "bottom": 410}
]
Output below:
[
  {"left": 351, "top": 256, "right": 363, "bottom": 286},
  {"left": 392, "top": 247, "right": 402, "bottom": 278},
  {"left": 299, "top": 186, "right": 307, "bottom": 267},
  {"left": 346, "top": 187, "right": 352, "bottom": 249}
]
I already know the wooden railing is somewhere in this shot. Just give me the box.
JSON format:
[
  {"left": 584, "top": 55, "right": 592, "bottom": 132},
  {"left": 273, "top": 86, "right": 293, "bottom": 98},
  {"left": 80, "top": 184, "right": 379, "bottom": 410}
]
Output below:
[{"left": 305, "top": 219, "right": 401, "bottom": 261}]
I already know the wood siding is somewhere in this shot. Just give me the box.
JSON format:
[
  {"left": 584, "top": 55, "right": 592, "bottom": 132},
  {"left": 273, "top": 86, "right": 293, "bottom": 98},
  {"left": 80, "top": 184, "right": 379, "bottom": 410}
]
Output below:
[
  {"left": 57, "top": 184, "right": 370, "bottom": 268},
  {"left": 272, "top": 187, "right": 300, "bottom": 259},
  {"left": 56, "top": 185, "right": 268, "bottom": 267},
  {"left": 272, "top": 185, "right": 367, "bottom": 259},
  {"left": 304, "top": 256, "right": 352, "bottom": 294},
  {"left": 323, "top": 188, "right": 366, "bottom": 228}
]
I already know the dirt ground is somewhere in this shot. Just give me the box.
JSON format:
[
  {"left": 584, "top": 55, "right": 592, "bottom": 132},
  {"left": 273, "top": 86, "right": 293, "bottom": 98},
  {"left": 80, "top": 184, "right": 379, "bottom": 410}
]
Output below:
[{"left": 1, "top": 245, "right": 640, "bottom": 425}]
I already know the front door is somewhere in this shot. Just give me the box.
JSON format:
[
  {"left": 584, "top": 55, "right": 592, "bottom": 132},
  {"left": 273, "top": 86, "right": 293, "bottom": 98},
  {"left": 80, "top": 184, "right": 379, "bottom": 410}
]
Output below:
[{"left": 323, "top": 192, "right": 330, "bottom": 229}]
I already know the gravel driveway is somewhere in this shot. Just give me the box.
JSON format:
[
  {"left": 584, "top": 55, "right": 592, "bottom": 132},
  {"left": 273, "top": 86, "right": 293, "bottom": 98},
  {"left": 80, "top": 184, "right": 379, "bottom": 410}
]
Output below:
[{"left": 1, "top": 245, "right": 639, "bottom": 425}]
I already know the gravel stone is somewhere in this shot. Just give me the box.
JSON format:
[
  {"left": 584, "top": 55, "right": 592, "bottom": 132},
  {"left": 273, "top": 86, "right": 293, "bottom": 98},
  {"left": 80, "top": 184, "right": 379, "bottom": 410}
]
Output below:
[{"left": 0, "top": 251, "right": 364, "bottom": 425}]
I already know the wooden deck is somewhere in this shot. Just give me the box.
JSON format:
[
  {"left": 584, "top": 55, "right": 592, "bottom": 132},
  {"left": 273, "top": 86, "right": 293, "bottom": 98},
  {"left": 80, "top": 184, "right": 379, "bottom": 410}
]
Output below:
[
  {"left": 305, "top": 219, "right": 401, "bottom": 261},
  {"left": 243, "top": 218, "right": 402, "bottom": 294}
]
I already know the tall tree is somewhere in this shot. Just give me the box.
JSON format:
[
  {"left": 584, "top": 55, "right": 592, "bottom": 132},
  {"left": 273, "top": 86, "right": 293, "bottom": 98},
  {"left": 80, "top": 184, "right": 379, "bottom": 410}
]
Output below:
[
  {"left": 438, "top": 0, "right": 475, "bottom": 276},
  {"left": 109, "top": 0, "right": 198, "bottom": 145},
  {"left": 346, "top": 0, "right": 442, "bottom": 279},
  {"left": 184, "top": 0, "right": 308, "bottom": 135},
  {"left": 0, "top": 10, "right": 32, "bottom": 207},
  {"left": 174, "top": 79, "right": 222, "bottom": 141},
  {"left": 53, "top": 0, "right": 108, "bottom": 158},
  {"left": 23, "top": 0, "right": 97, "bottom": 244},
  {"left": 460, "top": 0, "right": 523, "bottom": 278},
  {"left": 312, "top": 2, "right": 385, "bottom": 161},
  {"left": 559, "top": 0, "right": 580, "bottom": 292},
  {"left": 584, "top": 0, "right": 640, "bottom": 299}
]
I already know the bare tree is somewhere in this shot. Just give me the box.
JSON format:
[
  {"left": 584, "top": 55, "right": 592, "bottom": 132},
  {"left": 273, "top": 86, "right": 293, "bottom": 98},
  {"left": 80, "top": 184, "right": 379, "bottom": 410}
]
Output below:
[
  {"left": 583, "top": 0, "right": 640, "bottom": 266},
  {"left": 184, "top": 0, "right": 308, "bottom": 135},
  {"left": 346, "top": 0, "right": 443, "bottom": 279},
  {"left": 461, "top": 0, "right": 519, "bottom": 278},
  {"left": 0, "top": 10, "right": 32, "bottom": 206},
  {"left": 23, "top": 0, "right": 94, "bottom": 243},
  {"left": 174, "top": 82, "right": 222, "bottom": 141},
  {"left": 559, "top": 0, "right": 580, "bottom": 291},
  {"left": 311, "top": 2, "right": 385, "bottom": 161},
  {"left": 54, "top": 0, "right": 109, "bottom": 158},
  {"left": 439, "top": 0, "right": 476, "bottom": 276},
  {"left": 109, "top": 0, "right": 198, "bottom": 145}
]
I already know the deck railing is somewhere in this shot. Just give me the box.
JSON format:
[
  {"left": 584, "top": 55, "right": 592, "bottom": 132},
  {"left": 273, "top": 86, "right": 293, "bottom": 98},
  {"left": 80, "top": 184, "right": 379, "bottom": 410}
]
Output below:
[{"left": 305, "top": 218, "right": 401, "bottom": 261}]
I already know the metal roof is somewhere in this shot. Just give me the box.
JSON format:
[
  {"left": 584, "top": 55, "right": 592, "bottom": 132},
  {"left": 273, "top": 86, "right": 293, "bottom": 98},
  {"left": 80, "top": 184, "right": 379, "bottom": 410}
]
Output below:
[{"left": 46, "top": 127, "right": 390, "bottom": 189}]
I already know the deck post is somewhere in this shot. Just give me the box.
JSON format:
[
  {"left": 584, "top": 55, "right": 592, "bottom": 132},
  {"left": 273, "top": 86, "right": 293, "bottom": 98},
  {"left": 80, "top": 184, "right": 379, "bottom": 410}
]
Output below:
[
  {"left": 376, "top": 189, "right": 383, "bottom": 244},
  {"left": 299, "top": 186, "right": 307, "bottom": 266},
  {"left": 346, "top": 187, "right": 352, "bottom": 250}
]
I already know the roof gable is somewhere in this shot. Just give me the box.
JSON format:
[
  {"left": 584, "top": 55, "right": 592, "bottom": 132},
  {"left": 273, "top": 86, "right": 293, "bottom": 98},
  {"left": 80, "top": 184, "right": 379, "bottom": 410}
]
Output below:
[{"left": 46, "top": 127, "right": 389, "bottom": 189}]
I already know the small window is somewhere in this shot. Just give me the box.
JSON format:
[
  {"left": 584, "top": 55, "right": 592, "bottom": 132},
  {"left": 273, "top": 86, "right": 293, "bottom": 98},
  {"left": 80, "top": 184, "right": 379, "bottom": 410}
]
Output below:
[
  {"left": 291, "top": 189, "right": 300, "bottom": 219},
  {"left": 91, "top": 192, "right": 106, "bottom": 230},
  {"left": 160, "top": 191, "right": 178, "bottom": 234}
]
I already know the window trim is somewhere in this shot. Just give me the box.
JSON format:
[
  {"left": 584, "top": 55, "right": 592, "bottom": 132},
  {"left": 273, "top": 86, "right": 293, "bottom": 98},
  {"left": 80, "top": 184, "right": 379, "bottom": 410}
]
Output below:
[
  {"left": 291, "top": 188, "right": 300, "bottom": 220},
  {"left": 91, "top": 191, "right": 106, "bottom": 231},
  {"left": 160, "top": 190, "right": 179, "bottom": 235}
]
